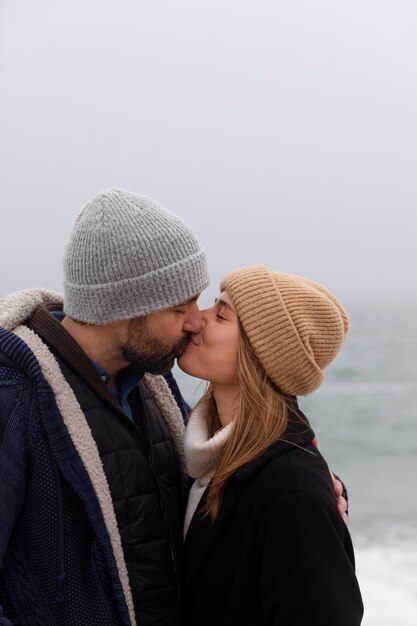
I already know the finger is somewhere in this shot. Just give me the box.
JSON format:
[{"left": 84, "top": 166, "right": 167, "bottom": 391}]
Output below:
[
  {"left": 337, "top": 495, "right": 347, "bottom": 514},
  {"left": 339, "top": 506, "right": 349, "bottom": 525},
  {"left": 330, "top": 471, "right": 343, "bottom": 498}
]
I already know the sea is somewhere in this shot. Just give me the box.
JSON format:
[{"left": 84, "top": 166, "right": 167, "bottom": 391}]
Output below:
[{"left": 173, "top": 301, "right": 417, "bottom": 625}]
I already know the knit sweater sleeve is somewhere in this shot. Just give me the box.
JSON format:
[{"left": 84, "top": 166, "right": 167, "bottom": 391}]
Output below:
[
  {"left": 0, "top": 368, "right": 32, "bottom": 626},
  {"left": 259, "top": 493, "right": 363, "bottom": 626}
]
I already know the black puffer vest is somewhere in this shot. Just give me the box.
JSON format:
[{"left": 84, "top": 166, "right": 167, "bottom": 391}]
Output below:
[{"left": 28, "top": 306, "right": 184, "bottom": 626}]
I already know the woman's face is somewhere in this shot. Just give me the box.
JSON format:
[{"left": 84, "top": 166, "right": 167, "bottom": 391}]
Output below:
[{"left": 178, "top": 290, "right": 239, "bottom": 386}]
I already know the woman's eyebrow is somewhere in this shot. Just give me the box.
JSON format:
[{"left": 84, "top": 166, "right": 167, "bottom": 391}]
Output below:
[{"left": 215, "top": 298, "right": 235, "bottom": 313}]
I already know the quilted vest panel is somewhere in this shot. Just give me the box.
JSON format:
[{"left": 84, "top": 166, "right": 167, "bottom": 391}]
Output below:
[{"left": 57, "top": 358, "right": 183, "bottom": 626}]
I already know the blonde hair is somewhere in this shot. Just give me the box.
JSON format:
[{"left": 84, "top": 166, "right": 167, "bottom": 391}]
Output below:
[{"left": 200, "top": 321, "right": 298, "bottom": 522}]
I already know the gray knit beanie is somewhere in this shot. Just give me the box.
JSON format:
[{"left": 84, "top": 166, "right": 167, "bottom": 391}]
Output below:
[{"left": 63, "top": 188, "right": 209, "bottom": 324}]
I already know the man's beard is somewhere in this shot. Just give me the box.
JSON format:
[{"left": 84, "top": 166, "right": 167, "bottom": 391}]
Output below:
[{"left": 120, "top": 317, "right": 192, "bottom": 374}]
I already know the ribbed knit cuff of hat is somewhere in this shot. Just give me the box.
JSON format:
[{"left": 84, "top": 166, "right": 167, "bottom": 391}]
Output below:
[{"left": 64, "top": 248, "right": 209, "bottom": 324}]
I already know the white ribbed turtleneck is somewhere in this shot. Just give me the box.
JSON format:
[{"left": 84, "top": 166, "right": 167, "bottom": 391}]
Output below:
[{"left": 183, "top": 403, "right": 232, "bottom": 539}]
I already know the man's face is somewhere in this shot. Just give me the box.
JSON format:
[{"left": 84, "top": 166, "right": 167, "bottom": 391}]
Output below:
[{"left": 120, "top": 296, "right": 202, "bottom": 374}]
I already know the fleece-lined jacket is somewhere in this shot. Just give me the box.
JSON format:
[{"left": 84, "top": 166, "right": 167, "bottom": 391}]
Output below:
[{"left": 0, "top": 289, "right": 187, "bottom": 626}]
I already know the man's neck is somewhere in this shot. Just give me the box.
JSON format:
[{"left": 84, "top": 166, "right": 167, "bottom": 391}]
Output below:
[{"left": 61, "top": 316, "right": 128, "bottom": 383}]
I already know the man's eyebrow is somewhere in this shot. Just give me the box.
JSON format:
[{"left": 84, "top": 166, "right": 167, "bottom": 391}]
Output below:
[{"left": 176, "top": 295, "right": 199, "bottom": 307}]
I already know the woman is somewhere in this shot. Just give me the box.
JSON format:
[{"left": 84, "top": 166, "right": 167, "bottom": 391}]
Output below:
[{"left": 178, "top": 265, "right": 363, "bottom": 626}]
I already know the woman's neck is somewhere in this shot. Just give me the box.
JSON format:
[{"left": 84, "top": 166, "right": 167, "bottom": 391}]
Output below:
[{"left": 211, "top": 383, "right": 239, "bottom": 427}]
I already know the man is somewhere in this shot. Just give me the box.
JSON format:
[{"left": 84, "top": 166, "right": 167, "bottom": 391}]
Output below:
[
  {"left": 0, "top": 188, "right": 208, "bottom": 626},
  {"left": 0, "top": 188, "right": 346, "bottom": 626}
]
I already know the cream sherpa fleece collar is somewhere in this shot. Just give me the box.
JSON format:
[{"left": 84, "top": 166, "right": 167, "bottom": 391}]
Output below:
[{"left": 0, "top": 288, "right": 63, "bottom": 330}]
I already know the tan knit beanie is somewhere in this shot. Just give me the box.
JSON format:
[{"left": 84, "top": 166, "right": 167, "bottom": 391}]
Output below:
[{"left": 220, "top": 265, "right": 348, "bottom": 396}]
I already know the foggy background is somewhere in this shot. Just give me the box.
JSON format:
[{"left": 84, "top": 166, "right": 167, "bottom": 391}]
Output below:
[
  {"left": 2, "top": 2, "right": 417, "bottom": 623},
  {"left": 1, "top": 0, "right": 416, "bottom": 306}
]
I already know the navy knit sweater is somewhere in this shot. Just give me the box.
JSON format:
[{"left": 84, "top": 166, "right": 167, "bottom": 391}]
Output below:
[{"left": 0, "top": 327, "right": 136, "bottom": 624}]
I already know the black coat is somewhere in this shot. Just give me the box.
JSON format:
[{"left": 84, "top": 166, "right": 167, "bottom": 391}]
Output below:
[{"left": 184, "top": 418, "right": 363, "bottom": 626}]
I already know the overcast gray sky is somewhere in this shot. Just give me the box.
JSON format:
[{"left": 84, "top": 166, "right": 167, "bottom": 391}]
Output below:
[{"left": 1, "top": 0, "right": 416, "bottom": 306}]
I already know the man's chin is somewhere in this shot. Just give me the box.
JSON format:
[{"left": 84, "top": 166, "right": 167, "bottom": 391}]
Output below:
[
  {"left": 158, "top": 358, "right": 176, "bottom": 375},
  {"left": 122, "top": 337, "right": 191, "bottom": 375},
  {"left": 143, "top": 357, "right": 176, "bottom": 375}
]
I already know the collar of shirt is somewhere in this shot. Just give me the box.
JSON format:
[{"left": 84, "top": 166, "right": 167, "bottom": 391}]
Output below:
[
  {"left": 104, "top": 364, "right": 144, "bottom": 419},
  {"left": 52, "top": 310, "right": 143, "bottom": 419}
]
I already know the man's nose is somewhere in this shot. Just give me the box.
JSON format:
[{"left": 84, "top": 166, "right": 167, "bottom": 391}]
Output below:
[{"left": 183, "top": 303, "right": 203, "bottom": 334}]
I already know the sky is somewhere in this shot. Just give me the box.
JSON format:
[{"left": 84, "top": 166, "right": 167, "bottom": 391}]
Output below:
[{"left": 1, "top": 0, "right": 416, "bottom": 306}]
